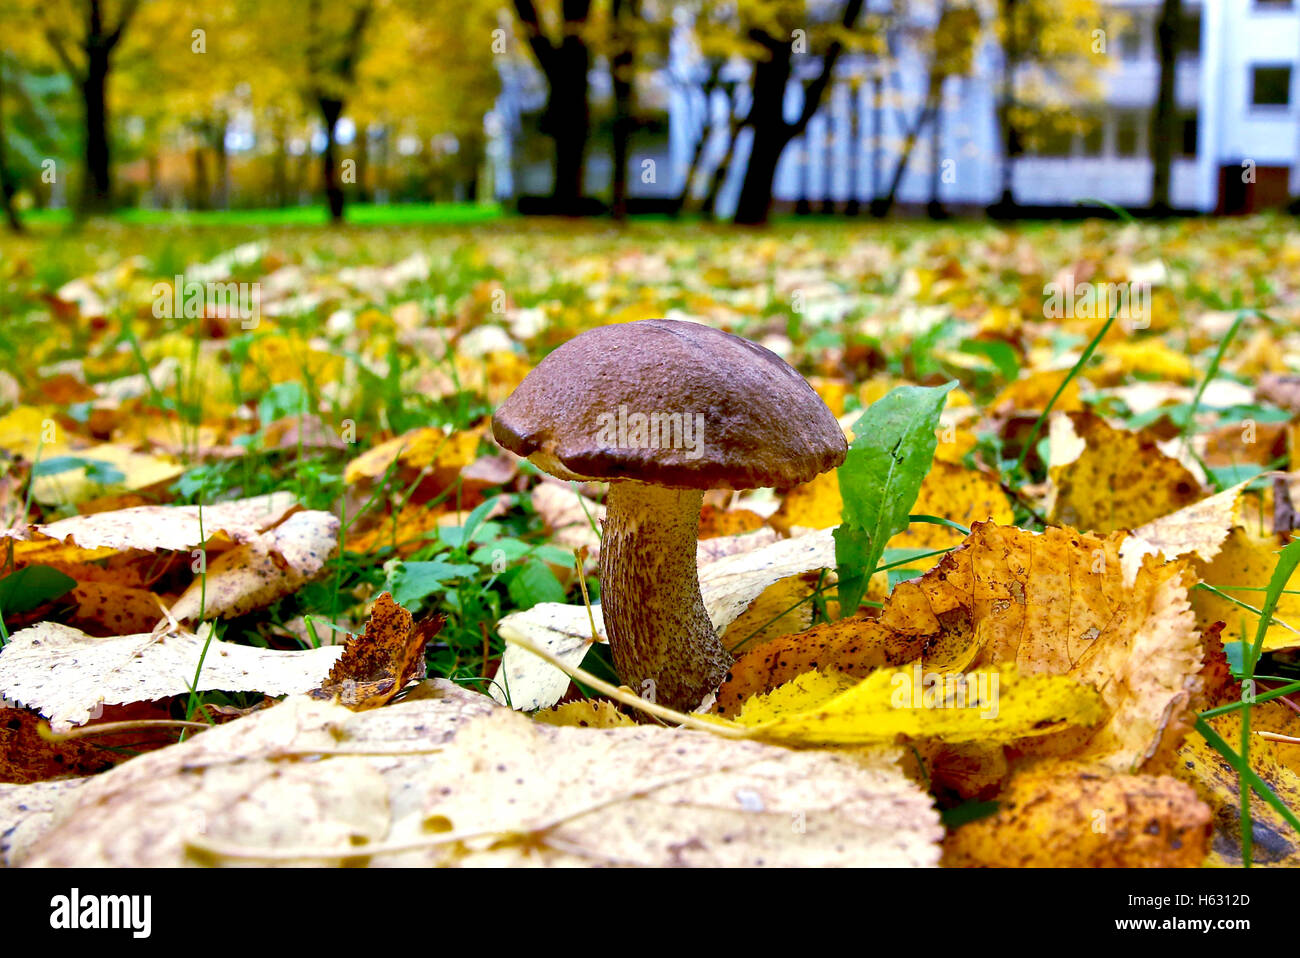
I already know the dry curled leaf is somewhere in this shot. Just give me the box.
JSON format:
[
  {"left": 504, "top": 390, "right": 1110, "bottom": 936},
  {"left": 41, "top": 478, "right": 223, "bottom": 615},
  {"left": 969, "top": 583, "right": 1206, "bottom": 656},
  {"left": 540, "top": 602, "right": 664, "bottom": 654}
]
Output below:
[
  {"left": 168, "top": 510, "right": 339, "bottom": 621},
  {"left": 310, "top": 592, "right": 441, "bottom": 710}
]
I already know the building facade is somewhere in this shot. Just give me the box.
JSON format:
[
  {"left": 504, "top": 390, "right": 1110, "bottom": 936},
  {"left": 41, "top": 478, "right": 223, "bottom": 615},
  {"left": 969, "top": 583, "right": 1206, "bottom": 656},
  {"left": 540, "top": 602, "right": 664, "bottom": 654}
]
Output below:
[{"left": 491, "top": 0, "right": 1300, "bottom": 215}]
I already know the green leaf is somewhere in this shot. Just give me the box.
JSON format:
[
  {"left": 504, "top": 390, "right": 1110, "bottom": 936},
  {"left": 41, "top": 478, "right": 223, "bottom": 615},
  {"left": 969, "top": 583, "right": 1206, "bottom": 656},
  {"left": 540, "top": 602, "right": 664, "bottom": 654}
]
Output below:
[
  {"left": 32, "top": 456, "right": 126, "bottom": 485},
  {"left": 387, "top": 558, "right": 479, "bottom": 608},
  {"left": 257, "top": 381, "right": 307, "bottom": 425},
  {"left": 1238, "top": 536, "right": 1300, "bottom": 867},
  {"left": 0, "top": 565, "right": 77, "bottom": 615},
  {"left": 439, "top": 497, "right": 505, "bottom": 551},
  {"left": 835, "top": 382, "right": 956, "bottom": 616},
  {"left": 506, "top": 559, "right": 567, "bottom": 610},
  {"left": 958, "top": 339, "right": 1019, "bottom": 381}
]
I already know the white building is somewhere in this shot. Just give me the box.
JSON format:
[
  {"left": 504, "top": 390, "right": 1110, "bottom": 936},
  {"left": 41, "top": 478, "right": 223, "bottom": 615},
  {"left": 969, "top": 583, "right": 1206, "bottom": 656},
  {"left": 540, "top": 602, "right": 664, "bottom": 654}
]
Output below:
[{"left": 492, "top": 0, "right": 1300, "bottom": 215}]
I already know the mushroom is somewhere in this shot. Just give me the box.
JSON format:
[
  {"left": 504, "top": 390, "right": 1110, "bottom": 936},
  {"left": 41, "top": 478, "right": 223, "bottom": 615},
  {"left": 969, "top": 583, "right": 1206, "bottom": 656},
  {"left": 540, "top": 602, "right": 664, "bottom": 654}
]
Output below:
[{"left": 492, "top": 319, "right": 846, "bottom": 711}]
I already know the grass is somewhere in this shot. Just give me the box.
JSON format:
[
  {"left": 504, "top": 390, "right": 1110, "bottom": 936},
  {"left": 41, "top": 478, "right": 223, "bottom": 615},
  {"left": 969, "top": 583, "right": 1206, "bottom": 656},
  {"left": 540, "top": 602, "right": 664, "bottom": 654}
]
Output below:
[{"left": 18, "top": 201, "right": 506, "bottom": 230}]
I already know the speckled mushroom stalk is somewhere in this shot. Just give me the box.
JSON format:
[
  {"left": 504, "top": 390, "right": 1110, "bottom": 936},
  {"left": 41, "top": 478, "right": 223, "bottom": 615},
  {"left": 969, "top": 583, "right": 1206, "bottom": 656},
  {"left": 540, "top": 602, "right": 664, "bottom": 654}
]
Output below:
[{"left": 598, "top": 481, "right": 730, "bottom": 712}]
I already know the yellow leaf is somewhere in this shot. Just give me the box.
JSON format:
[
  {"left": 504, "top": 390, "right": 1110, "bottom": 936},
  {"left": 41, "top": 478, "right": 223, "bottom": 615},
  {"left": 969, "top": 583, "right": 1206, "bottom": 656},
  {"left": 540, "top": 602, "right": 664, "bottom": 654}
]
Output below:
[
  {"left": 1174, "top": 701, "right": 1300, "bottom": 866},
  {"left": 0, "top": 406, "right": 63, "bottom": 459},
  {"left": 732, "top": 664, "right": 1105, "bottom": 747},
  {"left": 1047, "top": 411, "right": 1202, "bottom": 533},
  {"left": 30, "top": 443, "right": 183, "bottom": 508},
  {"left": 1193, "top": 527, "right": 1300, "bottom": 652},
  {"left": 343, "top": 427, "right": 479, "bottom": 485},
  {"left": 943, "top": 760, "right": 1211, "bottom": 867},
  {"left": 991, "top": 368, "right": 1083, "bottom": 413},
  {"left": 719, "top": 522, "right": 1204, "bottom": 771},
  {"left": 532, "top": 701, "right": 636, "bottom": 728},
  {"left": 1095, "top": 339, "right": 1197, "bottom": 384}
]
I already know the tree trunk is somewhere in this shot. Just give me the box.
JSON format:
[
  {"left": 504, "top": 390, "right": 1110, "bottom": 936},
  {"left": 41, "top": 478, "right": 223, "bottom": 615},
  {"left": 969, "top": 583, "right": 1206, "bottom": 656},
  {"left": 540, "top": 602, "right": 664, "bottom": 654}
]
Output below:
[
  {"left": 545, "top": 45, "right": 590, "bottom": 212},
  {"left": 673, "top": 66, "right": 721, "bottom": 216},
  {"left": 214, "top": 115, "right": 229, "bottom": 209},
  {"left": 355, "top": 125, "right": 371, "bottom": 204},
  {"left": 869, "top": 74, "right": 882, "bottom": 214},
  {"left": 375, "top": 125, "right": 389, "bottom": 202},
  {"left": 191, "top": 143, "right": 210, "bottom": 210},
  {"left": 319, "top": 97, "right": 345, "bottom": 223},
  {"left": 80, "top": 47, "right": 112, "bottom": 215},
  {"left": 733, "top": 45, "right": 795, "bottom": 226},
  {"left": 874, "top": 75, "right": 940, "bottom": 217},
  {"left": 272, "top": 118, "right": 289, "bottom": 208},
  {"left": 926, "top": 83, "right": 947, "bottom": 219},
  {"left": 821, "top": 113, "right": 836, "bottom": 215},
  {"left": 731, "top": 0, "right": 865, "bottom": 225},
  {"left": 1150, "top": 0, "right": 1182, "bottom": 215},
  {"left": 845, "top": 81, "right": 861, "bottom": 216},
  {"left": 701, "top": 96, "right": 739, "bottom": 221},
  {"left": 734, "top": 116, "right": 790, "bottom": 225},
  {"left": 992, "top": 0, "right": 1020, "bottom": 214},
  {"left": 795, "top": 136, "right": 812, "bottom": 215},
  {"left": 610, "top": 0, "right": 636, "bottom": 221},
  {"left": 0, "top": 57, "right": 23, "bottom": 233}
]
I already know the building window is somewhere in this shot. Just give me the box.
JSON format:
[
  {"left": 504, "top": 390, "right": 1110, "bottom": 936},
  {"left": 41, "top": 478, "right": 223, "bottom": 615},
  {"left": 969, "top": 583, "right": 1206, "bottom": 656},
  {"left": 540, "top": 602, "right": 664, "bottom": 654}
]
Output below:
[
  {"left": 1254, "top": 0, "right": 1293, "bottom": 9},
  {"left": 1082, "top": 119, "right": 1105, "bottom": 157},
  {"left": 1115, "top": 111, "right": 1142, "bottom": 157},
  {"left": 1118, "top": 20, "right": 1143, "bottom": 60},
  {"left": 1252, "top": 65, "right": 1292, "bottom": 106},
  {"left": 1035, "top": 126, "right": 1075, "bottom": 157}
]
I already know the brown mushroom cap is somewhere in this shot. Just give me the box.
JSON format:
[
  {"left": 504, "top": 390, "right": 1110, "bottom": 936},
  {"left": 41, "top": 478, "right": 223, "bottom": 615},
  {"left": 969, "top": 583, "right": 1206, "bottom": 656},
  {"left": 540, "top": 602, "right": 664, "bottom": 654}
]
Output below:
[{"left": 492, "top": 319, "right": 846, "bottom": 490}]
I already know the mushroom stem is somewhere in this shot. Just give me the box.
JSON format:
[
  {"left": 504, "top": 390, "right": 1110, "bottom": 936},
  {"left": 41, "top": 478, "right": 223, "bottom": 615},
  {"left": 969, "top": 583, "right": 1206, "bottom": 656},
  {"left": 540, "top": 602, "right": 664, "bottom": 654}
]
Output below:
[{"left": 599, "top": 481, "right": 732, "bottom": 712}]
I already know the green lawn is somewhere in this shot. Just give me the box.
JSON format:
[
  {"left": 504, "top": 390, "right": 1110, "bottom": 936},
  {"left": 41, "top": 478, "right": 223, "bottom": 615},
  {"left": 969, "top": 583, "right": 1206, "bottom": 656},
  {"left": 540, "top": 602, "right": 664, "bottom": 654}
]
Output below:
[{"left": 18, "top": 201, "right": 506, "bottom": 229}]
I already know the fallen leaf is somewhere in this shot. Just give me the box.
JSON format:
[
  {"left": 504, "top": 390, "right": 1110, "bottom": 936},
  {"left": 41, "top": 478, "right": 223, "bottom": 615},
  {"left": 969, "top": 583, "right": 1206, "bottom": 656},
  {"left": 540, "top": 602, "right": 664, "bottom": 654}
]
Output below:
[
  {"left": 942, "top": 761, "right": 1211, "bottom": 867},
  {"left": 0, "top": 622, "right": 341, "bottom": 731},
  {"left": 532, "top": 700, "right": 635, "bottom": 728},
  {"left": 1047, "top": 411, "right": 1202, "bottom": 533},
  {"left": 720, "top": 523, "right": 1204, "bottom": 771},
  {"left": 0, "top": 778, "right": 85, "bottom": 866},
  {"left": 17, "top": 687, "right": 943, "bottom": 867},
  {"left": 3, "top": 491, "right": 297, "bottom": 553},
  {"left": 732, "top": 664, "right": 1105, "bottom": 747},
  {"left": 168, "top": 510, "right": 340, "bottom": 621},
  {"left": 1192, "top": 527, "right": 1300, "bottom": 652},
  {"left": 1119, "top": 480, "right": 1247, "bottom": 586},
  {"left": 309, "top": 593, "right": 441, "bottom": 710},
  {"left": 1175, "top": 702, "right": 1300, "bottom": 866}
]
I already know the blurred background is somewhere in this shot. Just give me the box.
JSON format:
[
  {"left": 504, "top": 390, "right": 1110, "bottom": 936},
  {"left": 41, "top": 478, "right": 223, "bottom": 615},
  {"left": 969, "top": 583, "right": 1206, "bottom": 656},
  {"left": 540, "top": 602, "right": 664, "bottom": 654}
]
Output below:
[{"left": 0, "top": 0, "right": 1297, "bottom": 229}]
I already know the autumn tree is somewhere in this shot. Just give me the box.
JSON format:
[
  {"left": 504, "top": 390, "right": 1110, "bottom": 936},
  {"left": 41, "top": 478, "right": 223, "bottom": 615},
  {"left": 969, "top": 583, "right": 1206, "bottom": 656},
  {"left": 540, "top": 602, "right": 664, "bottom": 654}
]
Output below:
[
  {"left": 988, "top": 0, "right": 1110, "bottom": 215},
  {"left": 17, "top": 0, "right": 148, "bottom": 214},
  {"left": 873, "top": 0, "right": 979, "bottom": 217},
  {"left": 1149, "top": 0, "right": 1182, "bottom": 215},
  {"left": 509, "top": 0, "right": 597, "bottom": 212},
  {"left": 352, "top": 0, "right": 500, "bottom": 205},
  {"left": 731, "top": 0, "right": 866, "bottom": 226}
]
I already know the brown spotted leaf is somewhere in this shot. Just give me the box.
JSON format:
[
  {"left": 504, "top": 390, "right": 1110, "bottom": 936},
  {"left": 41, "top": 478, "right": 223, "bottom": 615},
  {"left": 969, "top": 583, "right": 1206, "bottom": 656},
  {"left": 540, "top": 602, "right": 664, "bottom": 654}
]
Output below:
[{"left": 310, "top": 593, "right": 442, "bottom": 711}]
